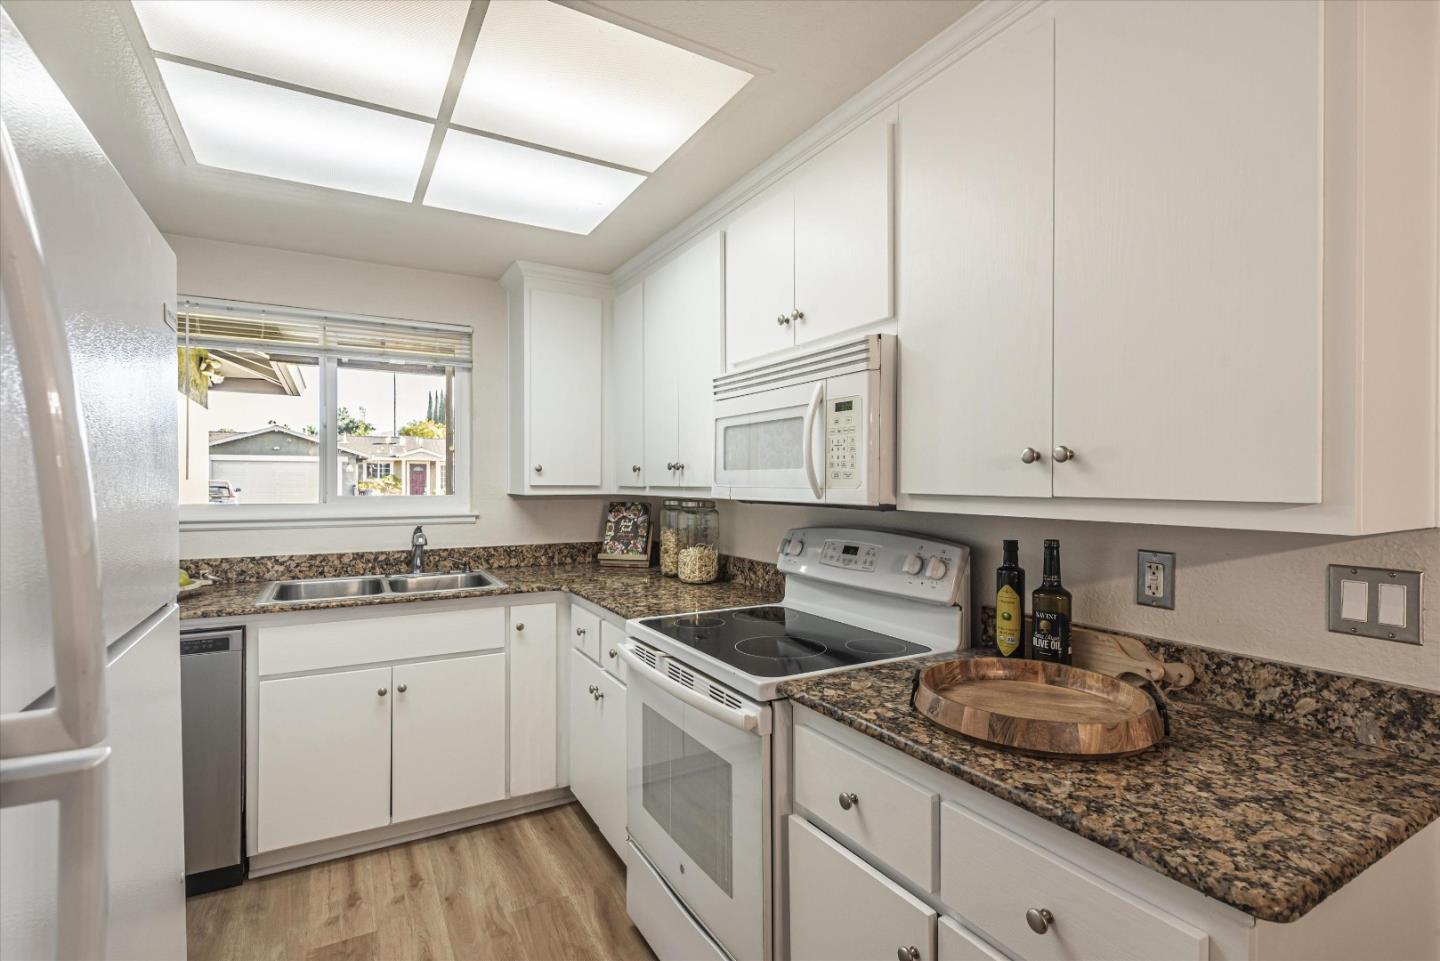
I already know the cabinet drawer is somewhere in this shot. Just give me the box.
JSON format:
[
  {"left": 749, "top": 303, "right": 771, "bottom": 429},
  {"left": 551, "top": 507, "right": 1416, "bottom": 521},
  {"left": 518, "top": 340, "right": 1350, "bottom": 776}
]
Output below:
[
  {"left": 794, "top": 725, "right": 938, "bottom": 891},
  {"left": 789, "top": 816, "right": 936, "bottom": 961},
  {"left": 940, "top": 803, "right": 1207, "bottom": 961},
  {"left": 571, "top": 605, "right": 601, "bottom": 662},
  {"left": 258, "top": 607, "right": 505, "bottom": 676},
  {"left": 600, "top": 621, "right": 626, "bottom": 681}
]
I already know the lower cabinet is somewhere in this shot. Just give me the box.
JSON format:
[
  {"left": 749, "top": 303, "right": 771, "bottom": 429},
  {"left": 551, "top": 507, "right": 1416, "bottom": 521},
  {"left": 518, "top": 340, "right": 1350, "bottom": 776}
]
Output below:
[
  {"left": 939, "top": 917, "right": 1007, "bottom": 961},
  {"left": 788, "top": 815, "right": 937, "bottom": 961},
  {"left": 392, "top": 654, "right": 506, "bottom": 823},
  {"left": 256, "top": 665, "right": 398, "bottom": 853},
  {"left": 568, "top": 649, "right": 627, "bottom": 857},
  {"left": 509, "top": 602, "right": 559, "bottom": 796}
]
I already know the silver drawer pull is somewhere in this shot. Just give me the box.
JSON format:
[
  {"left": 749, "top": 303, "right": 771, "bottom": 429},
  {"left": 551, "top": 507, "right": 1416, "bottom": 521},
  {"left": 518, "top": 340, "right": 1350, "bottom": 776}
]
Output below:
[
  {"left": 1025, "top": 907, "right": 1054, "bottom": 935},
  {"left": 896, "top": 948, "right": 920, "bottom": 961},
  {"left": 594, "top": 691, "right": 605, "bottom": 702},
  {"left": 377, "top": 687, "right": 388, "bottom": 697},
  {"left": 396, "top": 684, "right": 407, "bottom": 693},
  {"left": 608, "top": 648, "right": 618, "bottom": 659},
  {"left": 576, "top": 627, "right": 587, "bottom": 636},
  {"left": 837, "top": 792, "right": 858, "bottom": 811},
  {"left": 1021, "top": 447, "right": 1040, "bottom": 464}
]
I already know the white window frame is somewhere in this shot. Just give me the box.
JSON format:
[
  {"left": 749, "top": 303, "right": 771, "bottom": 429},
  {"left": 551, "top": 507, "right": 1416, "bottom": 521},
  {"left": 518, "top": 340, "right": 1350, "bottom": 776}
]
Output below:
[{"left": 179, "top": 297, "right": 474, "bottom": 531}]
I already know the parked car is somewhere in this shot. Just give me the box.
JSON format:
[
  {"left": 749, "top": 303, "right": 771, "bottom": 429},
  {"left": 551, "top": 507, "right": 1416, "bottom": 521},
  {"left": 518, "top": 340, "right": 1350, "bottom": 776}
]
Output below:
[{"left": 208, "top": 481, "right": 240, "bottom": 504}]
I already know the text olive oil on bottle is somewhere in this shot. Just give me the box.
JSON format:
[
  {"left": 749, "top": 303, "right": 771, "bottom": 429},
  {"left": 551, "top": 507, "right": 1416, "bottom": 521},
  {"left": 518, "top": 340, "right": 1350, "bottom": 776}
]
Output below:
[
  {"left": 995, "top": 539, "right": 1025, "bottom": 657},
  {"left": 1029, "top": 539, "right": 1072, "bottom": 664}
]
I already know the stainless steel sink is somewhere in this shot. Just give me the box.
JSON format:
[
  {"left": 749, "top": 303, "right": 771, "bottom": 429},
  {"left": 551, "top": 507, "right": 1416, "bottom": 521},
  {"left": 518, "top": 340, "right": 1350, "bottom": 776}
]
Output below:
[
  {"left": 256, "top": 575, "right": 389, "bottom": 604},
  {"left": 386, "top": 571, "right": 505, "bottom": 594},
  {"left": 256, "top": 570, "right": 506, "bottom": 605}
]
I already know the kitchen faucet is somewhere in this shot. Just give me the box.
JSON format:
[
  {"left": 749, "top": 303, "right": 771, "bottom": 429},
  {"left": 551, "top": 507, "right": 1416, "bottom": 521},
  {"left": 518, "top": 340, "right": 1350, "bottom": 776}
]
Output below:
[{"left": 409, "top": 525, "right": 427, "bottom": 574}]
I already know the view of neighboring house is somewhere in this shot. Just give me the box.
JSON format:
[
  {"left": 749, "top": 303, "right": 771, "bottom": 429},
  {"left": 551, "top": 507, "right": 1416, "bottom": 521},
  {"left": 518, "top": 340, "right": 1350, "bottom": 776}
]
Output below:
[{"left": 207, "top": 427, "right": 446, "bottom": 502}]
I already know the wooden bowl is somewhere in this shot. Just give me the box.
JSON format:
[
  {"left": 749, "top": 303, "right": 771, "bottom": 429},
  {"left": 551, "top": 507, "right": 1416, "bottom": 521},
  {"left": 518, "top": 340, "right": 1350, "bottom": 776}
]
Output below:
[{"left": 912, "top": 657, "right": 1166, "bottom": 758}]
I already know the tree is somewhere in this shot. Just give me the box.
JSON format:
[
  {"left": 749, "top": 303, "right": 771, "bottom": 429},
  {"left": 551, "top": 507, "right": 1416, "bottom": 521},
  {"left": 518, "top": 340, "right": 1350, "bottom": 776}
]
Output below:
[
  {"left": 399, "top": 418, "right": 445, "bottom": 438},
  {"left": 357, "top": 475, "right": 401, "bottom": 495},
  {"left": 336, "top": 406, "right": 374, "bottom": 436}
]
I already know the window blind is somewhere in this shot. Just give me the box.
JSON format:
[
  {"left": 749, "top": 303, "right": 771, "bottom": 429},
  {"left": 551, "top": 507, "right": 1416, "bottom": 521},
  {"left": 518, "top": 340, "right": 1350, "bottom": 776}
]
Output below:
[{"left": 177, "top": 296, "right": 473, "bottom": 367}]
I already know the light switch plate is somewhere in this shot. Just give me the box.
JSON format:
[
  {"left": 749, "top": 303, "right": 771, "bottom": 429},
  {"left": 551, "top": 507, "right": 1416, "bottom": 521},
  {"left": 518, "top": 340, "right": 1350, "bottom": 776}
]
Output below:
[
  {"left": 1136, "top": 550, "right": 1175, "bottom": 609},
  {"left": 1326, "top": 565, "right": 1423, "bottom": 644}
]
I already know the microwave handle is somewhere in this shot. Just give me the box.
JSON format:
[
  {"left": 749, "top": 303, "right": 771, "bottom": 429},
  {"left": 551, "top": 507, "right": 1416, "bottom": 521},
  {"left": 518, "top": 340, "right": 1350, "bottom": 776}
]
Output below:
[{"left": 802, "top": 382, "right": 825, "bottom": 500}]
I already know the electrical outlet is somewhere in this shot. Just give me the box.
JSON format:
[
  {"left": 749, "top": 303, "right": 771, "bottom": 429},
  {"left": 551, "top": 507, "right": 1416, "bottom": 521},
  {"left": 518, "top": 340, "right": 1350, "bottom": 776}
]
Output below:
[{"left": 1136, "top": 550, "right": 1175, "bottom": 609}]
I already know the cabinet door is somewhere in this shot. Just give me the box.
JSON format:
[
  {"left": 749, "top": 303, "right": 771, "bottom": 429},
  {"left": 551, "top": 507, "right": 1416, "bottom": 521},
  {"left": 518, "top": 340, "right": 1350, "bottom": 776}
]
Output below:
[
  {"left": 674, "top": 233, "right": 725, "bottom": 488},
  {"left": 571, "top": 604, "right": 601, "bottom": 663},
  {"left": 724, "top": 187, "right": 795, "bottom": 366},
  {"left": 612, "top": 283, "right": 647, "bottom": 488},
  {"left": 508, "top": 603, "right": 558, "bottom": 795},
  {"left": 392, "top": 654, "right": 506, "bottom": 823},
  {"left": 600, "top": 620, "right": 626, "bottom": 681},
  {"left": 794, "top": 108, "right": 895, "bottom": 346},
  {"left": 898, "top": 18, "right": 1054, "bottom": 499},
  {"left": 643, "top": 272, "right": 680, "bottom": 485},
  {"left": 789, "top": 816, "right": 936, "bottom": 961},
  {"left": 528, "top": 288, "right": 603, "bottom": 487},
  {"left": 1052, "top": 0, "right": 1321, "bottom": 503},
  {"left": 568, "top": 650, "right": 602, "bottom": 829},
  {"left": 567, "top": 650, "right": 625, "bottom": 858},
  {"left": 257, "top": 666, "right": 392, "bottom": 852}
]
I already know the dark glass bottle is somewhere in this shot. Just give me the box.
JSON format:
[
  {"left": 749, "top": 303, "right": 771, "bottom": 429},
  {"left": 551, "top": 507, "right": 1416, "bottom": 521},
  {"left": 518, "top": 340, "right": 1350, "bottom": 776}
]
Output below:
[
  {"left": 1028, "top": 539, "right": 1072, "bottom": 664},
  {"left": 994, "top": 540, "right": 1025, "bottom": 657}
]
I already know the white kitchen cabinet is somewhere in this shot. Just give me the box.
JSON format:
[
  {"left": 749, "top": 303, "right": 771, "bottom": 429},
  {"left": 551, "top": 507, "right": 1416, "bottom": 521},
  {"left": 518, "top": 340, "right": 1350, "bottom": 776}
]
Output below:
[
  {"left": 611, "top": 282, "right": 647, "bottom": 489},
  {"left": 937, "top": 917, "right": 1007, "bottom": 961},
  {"left": 257, "top": 666, "right": 393, "bottom": 852},
  {"left": 898, "top": 15, "right": 1054, "bottom": 499},
  {"left": 502, "top": 263, "right": 611, "bottom": 494},
  {"left": 567, "top": 649, "right": 627, "bottom": 858},
  {"left": 788, "top": 815, "right": 937, "bottom": 961},
  {"left": 644, "top": 232, "right": 723, "bottom": 489},
  {"left": 600, "top": 620, "right": 626, "bottom": 681},
  {"left": 571, "top": 604, "right": 601, "bottom": 663},
  {"left": 725, "top": 110, "right": 894, "bottom": 369},
  {"left": 391, "top": 654, "right": 507, "bottom": 823},
  {"left": 508, "top": 602, "right": 558, "bottom": 795}
]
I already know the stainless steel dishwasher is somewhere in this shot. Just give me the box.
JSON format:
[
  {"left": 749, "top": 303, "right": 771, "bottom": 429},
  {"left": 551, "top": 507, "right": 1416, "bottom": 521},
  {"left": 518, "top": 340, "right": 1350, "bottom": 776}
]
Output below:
[{"left": 180, "top": 626, "right": 245, "bottom": 895}]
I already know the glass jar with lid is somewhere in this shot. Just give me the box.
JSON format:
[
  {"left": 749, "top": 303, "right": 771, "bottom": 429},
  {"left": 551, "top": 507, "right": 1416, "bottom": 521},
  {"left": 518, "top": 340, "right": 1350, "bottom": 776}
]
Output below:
[
  {"left": 659, "top": 499, "right": 683, "bottom": 576},
  {"left": 676, "top": 500, "right": 720, "bottom": 584}
]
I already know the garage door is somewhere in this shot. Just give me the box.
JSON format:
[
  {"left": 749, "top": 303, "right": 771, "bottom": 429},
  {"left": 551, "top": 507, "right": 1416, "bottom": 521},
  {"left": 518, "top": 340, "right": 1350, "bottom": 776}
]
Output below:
[{"left": 209, "top": 457, "right": 318, "bottom": 504}]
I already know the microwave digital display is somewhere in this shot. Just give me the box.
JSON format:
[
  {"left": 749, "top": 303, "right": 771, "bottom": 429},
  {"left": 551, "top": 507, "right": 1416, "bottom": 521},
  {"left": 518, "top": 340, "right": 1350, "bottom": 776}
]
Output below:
[
  {"left": 833, "top": 400, "right": 853, "bottom": 412},
  {"left": 841, "top": 544, "right": 859, "bottom": 556}
]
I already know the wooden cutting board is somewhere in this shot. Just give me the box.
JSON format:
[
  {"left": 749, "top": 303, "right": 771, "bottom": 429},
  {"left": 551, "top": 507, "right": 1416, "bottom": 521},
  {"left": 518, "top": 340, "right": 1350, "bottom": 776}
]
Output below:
[{"left": 912, "top": 657, "right": 1167, "bottom": 758}]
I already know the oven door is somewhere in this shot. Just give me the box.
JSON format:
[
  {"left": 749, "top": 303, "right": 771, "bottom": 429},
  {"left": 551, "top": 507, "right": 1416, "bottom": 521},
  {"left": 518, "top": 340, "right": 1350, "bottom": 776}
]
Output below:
[
  {"left": 621, "top": 644, "right": 770, "bottom": 961},
  {"left": 713, "top": 379, "right": 826, "bottom": 503}
]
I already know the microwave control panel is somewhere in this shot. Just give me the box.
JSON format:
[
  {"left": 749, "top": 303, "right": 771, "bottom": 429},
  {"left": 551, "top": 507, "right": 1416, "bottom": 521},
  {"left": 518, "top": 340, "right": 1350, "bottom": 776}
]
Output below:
[{"left": 826, "top": 395, "right": 862, "bottom": 489}]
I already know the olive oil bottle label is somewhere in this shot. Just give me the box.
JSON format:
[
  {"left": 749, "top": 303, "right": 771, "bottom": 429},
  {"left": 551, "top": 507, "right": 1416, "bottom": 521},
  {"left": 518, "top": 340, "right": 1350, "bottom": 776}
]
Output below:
[
  {"left": 996, "top": 585, "right": 1022, "bottom": 656},
  {"left": 1030, "top": 610, "right": 1070, "bottom": 662}
]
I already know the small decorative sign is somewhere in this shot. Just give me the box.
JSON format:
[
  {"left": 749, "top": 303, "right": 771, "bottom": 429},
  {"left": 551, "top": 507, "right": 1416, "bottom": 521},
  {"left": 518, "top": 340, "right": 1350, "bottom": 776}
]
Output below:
[{"left": 598, "top": 501, "right": 653, "bottom": 567}]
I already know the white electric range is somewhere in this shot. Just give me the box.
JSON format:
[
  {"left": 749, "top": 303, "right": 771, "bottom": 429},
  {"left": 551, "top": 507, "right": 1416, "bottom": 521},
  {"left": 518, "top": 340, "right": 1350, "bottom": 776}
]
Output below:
[{"left": 617, "top": 527, "right": 972, "bottom": 961}]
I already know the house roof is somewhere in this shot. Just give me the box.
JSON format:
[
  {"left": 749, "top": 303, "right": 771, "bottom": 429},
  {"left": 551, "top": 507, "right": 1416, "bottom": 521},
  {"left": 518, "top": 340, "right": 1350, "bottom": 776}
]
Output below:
[
  {"left": 208, "top": 425, "right": 316, "bottom": 447},
  {"left": 207, "top": 427, "right": 445, "bottom": 461}
]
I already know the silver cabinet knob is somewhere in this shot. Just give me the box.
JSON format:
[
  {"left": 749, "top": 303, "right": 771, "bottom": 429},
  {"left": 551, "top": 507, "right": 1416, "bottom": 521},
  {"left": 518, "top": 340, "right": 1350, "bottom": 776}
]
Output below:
[
  {"left": 594, "top": 690, "right": 605, "bottom": 702},
  {"left": 608, "top": 648, "right": 618, "bottom": 659},
  {"left": 587, "top": 684, "right": 599, "bottom": 695},
  {"left": 674, "top": 463, "right": 685, "bottom": 471},
  {"left": 576, "top": 627, "right": 587, "bottom": 637},
  {"left": 397, "top": 683, "right": 407, "bottom": 693},
  {"left": 666, "top": 461, "right": 676, "bottom": 471},
  {"left": 1025, "top": 907, "right": 1054, "bottom": 935},
  {"left": 790, "top": 308, "right": 805, "bottom": 323},
  {"left": 514, "top": 623, "right": 524, "bottom": 632},
  {"left": 1052, "top": 446, "right": 1074, "bottom": 463},
  {"left": 632, "top": 465, "right": 642, "bottom": 473},
  {"left": 776, "top": 313, "right": 790, "bottom": 327},
  {"left": 377, "top": 687, "right": 388, "bottom": 697},
  {"left": 1021, "top": 447, "right": 1041, "bottom": 464},
  {"left": 897, "top": 948, "right": 920, "bottom": 961},
  {"left": 838, "top": 792, "right": 858, "bottom": 811},
  {"left": 533, "top": 464, "right": 543, "bottom": 473}
]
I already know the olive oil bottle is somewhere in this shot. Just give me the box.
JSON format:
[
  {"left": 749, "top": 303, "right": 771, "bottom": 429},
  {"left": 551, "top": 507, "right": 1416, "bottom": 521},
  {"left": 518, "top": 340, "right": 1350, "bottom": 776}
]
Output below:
[
  {"left": 994, "top": 540, "right": 1025, "bottom": 657},
  {"left": 1028, "top": 539, "right": 1072, "bottom": 664}
]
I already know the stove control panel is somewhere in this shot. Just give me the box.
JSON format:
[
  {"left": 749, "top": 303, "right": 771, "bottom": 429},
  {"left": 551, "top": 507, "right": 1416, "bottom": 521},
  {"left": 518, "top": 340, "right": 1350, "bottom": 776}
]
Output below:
[{"left": 777, "top": 527, "right": 969, "bottom": 606}]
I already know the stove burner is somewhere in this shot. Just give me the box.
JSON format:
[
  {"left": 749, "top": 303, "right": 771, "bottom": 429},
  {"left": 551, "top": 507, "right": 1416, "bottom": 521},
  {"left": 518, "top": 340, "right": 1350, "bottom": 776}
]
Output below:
[
  {"left": 734, "top": 636, "right": 828, "bottom": 660},
  {"left": 670, "top": 615, "right": 724, "bottom": 630},
  {"left": 844, "top": 637, "right": 910, "bottom": 656}
]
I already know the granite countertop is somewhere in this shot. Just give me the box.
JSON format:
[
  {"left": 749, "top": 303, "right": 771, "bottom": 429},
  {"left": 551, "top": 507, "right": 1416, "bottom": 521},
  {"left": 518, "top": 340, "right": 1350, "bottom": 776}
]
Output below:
[
  {"left": 780, "top": 653, "right": 1440, "bottom": 924},
  {"left": 178, "top": 563, "right": 783, "bottom": 623}
]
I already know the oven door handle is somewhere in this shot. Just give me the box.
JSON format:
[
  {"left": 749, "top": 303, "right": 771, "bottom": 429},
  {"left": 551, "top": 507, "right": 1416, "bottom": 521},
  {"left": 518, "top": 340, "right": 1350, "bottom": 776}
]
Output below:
[
  {"left": 617, "top": 642, "right": 770, "bottom": 735},
  {"left": 801, "top": 382, "right": 825, "bottom": 500}
]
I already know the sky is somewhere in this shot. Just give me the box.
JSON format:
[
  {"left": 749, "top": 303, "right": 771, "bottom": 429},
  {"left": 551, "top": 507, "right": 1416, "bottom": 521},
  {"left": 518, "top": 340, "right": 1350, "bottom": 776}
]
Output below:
[{"left": 204, "top": 363, "right": 447, "bottom": 436}]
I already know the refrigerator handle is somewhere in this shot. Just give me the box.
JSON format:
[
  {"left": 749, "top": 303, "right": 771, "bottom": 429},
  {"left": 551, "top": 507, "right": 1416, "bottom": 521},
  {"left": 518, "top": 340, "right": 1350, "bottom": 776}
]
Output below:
[
  {"left": 0, "top": 119, "right": 108, "bottom": 758},
  {"left": 0, "top": 746, "right": 110, "bottom": 961}
]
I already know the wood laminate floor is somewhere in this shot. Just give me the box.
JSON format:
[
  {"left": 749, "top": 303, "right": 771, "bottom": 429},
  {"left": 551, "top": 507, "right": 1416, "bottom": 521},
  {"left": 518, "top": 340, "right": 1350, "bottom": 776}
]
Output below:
[{"left": 186, "top": 803, "right": 657, "bottom": 961}]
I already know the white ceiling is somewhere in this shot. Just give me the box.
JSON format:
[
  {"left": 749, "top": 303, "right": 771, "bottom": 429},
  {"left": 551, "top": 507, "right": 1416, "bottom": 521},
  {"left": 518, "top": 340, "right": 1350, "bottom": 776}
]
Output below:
[{"left": 1, "top": 0, "right": 977, "bottom": 279}]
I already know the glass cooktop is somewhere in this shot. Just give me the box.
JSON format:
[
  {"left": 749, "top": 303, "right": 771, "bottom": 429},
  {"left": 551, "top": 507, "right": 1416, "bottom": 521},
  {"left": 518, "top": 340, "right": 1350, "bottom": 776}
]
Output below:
[{"left": 637, "top": 605, "right": 931, "bottom": 678}]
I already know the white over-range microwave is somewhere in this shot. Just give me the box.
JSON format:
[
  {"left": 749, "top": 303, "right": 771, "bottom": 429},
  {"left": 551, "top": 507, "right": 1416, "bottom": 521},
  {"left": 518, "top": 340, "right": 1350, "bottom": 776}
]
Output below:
[{"left": 712, "top": 334, "right": 896, "bottom": 506}]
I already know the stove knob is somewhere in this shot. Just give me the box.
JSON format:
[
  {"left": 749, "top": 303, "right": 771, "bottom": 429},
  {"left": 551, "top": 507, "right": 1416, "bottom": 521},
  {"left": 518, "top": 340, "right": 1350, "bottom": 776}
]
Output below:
[
  {"left": 924, "top": 556, "right": 949, "bottom": 580},
  {"left": 785, "top": 539, "right": 805, "bottom": 556},
  {"left": 902, "top": 553, "right": 924, "bottom": 576}
]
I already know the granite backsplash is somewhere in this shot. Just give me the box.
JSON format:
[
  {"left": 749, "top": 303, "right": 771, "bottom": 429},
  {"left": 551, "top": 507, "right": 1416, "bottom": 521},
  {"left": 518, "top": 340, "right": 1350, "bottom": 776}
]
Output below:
[{"left": 980, "top": 607, "right": 1439, "bottom": 761}]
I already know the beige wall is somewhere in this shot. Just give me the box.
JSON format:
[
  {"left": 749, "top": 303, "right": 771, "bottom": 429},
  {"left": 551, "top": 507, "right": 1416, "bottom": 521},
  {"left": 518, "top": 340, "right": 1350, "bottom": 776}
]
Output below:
[
  {"left": 720, "top": 501, "right": 1439, "bottom": 691},
  {"left": 170, "top": 235, "right": 608, "bottom": 558}
]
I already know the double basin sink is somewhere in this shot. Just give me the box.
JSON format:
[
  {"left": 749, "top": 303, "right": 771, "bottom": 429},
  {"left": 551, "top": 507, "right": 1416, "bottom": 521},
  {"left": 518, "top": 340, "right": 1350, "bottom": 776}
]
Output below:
[{"left": 256, "top": 569, "right": 507, "bottom": 605}]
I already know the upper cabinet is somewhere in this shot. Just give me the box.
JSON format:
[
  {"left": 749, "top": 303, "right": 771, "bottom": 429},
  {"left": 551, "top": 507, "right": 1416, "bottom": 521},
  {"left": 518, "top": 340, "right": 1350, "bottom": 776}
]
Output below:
[
  {"left": 725, "top": 109, "right": 896, "bottom": 368},
  {"left": 644, "top": 232, "right": 724, "bottom": 490},
  {"left": 503, "top": 263, "right": 609, "bottom": 495},
  {"left": 610, "top": 283, "right": 647, "bottom": 489}
]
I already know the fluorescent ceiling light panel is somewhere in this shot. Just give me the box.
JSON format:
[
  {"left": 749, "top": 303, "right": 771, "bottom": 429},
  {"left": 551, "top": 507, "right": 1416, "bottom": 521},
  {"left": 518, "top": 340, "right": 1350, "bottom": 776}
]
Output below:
[
  {"left": 424, "top": 128, "right": 645, "bottom": 234},
  {"left": 450, "top": 0, "right": 752, "bottom": 172},
  {"left": 157, "top": 60, "right": 432, "bottom": 201},
  {"left": 132, "top": 0, "right": 468, "bottom": 116}
]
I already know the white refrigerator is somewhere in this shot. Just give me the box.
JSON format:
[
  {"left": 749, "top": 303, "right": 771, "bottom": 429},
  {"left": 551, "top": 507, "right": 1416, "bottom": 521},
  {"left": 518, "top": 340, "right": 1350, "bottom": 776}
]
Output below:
[{"left": 0, "top": 9, "right": 187, "bottom": 961}]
